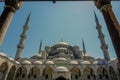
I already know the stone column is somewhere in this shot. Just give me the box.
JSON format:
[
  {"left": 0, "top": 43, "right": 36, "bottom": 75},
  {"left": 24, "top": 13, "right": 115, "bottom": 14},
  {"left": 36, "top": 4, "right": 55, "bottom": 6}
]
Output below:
[
  {"left": 4, "top": 64, "right": 12, "bottom": 80},
  {"left": 0, "top": 0, "right": 22, "bottom": 44},
  {"left": 94, "top": 0, "right": 120, "bottom": 61}
]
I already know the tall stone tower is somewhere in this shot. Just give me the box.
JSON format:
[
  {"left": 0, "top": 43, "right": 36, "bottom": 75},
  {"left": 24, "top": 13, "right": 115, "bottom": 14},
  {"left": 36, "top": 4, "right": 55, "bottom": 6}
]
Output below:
[
  {"left": 94, "top": 0, "right": 120, "bottom": 61},
  {"left": 15, "top": 12, "right": 30, "bottom": 60},
  {"left": 94, "top": 12, "right": 110, "bottom": 61}
]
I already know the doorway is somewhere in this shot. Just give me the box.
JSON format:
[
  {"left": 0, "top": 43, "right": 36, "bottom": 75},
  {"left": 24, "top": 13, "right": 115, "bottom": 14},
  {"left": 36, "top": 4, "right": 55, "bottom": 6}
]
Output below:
[{"left": 56, "top": 76, "right": 66, "bottom": 80}]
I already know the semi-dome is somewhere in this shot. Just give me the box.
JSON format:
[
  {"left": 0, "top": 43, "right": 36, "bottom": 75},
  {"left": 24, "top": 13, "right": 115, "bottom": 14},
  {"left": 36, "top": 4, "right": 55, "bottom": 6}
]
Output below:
[
  {"left": 69, "top": 61, "right": 78, "bottom": 65},
  {"left": 81, "top": 61, "right": 91, "bottom": 65},
  {"left": 55, "top": 66, "right": 68, "bottom": 72},
  {"left": 46, "top": 61, "right": 54, "bottom": 65},
  {"left": 0, "top": 52, "right": 7, "bottom": 57},
  {"left": 22, "top": 60, "right": 31, "bottom": 65},
  {"left": 33, "top": 61, "right": 42, "bottom": 65}
]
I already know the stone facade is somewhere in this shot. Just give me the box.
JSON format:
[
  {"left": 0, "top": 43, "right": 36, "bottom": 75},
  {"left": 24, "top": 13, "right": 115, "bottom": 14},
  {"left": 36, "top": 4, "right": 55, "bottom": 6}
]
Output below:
[{"left": 0, "top": 41, "right": 119, "bottom": 80}]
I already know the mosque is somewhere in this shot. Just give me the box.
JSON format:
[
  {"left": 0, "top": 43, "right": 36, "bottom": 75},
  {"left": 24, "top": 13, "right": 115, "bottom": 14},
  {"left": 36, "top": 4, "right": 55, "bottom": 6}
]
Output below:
[
  {"left": 0, "top": 0, "right": 120, "bottom": 80},
  {"left": 0, "top": 10, "right": 119, "bottom": 80}
]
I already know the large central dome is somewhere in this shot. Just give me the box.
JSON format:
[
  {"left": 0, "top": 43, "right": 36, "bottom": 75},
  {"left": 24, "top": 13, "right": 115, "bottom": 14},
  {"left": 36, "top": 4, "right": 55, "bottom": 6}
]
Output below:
[{"left": 55, "top": 41, "right": 69, "bottom": 45}]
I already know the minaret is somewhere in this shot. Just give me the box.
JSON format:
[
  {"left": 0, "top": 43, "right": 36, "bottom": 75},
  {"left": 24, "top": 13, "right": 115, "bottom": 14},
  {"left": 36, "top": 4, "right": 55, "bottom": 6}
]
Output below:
[
  {"left": 82, "top": 39, "right": 86, "bottom": 55},
  {"left": 38, "top": 40, "right": 42, "bottom": 54},
  {"left": 94, "top": 0, "right": 120, "bottom": 61},
  {"left": 15, "top": 12, "right": 30, "bottom": 60},
  {"left": 94, "top": 12, "right": 110, "bottom": 61}
]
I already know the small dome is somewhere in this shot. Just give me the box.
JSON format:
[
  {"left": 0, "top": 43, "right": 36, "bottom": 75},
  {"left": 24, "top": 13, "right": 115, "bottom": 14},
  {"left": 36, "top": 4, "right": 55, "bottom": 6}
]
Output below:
[
  {"left": 81, "top": 61, "right": 91, "bottom": 65},
  {"left": 46, "top": 61, "right": 54, "bottom": 65},
  {"left": 93, "top": 60, "right": 107, "bottom": 65},
  {"left": 69, "top": 61, "right": 78, "bottom": 65},
  {"left": 8, "top": 57, "right": 14, "bottom": 61},
  {"left": 0, "top": 52, "right": 7, "bottom": 57},
  {"left": 15, "top": 61, "right": 20, "bottom": 64},
  {"left": 111, "top": 57, "right": 117, "bottom": 62},
  {"left": 56, "top": 42, "right": 69, "bottom": 45},
  {"left": 84, "top": 53, "right": 90, "bottom": 57},
  {"left": 55, "top": 58, "right": 67, "bottom": 61},
  {"left": 93, "top": 61, "right": 98, "bottom": 65},
  {"left": 32, "top": 54, "right": 41, "bottom": 58},
  {"left": 22, "top": 60, "right": 31, "bottom": 65},
  {"left": 56, "top": 66, "right": 68, "bottom": 72},
  {"left": 33, "top": 61, "right": 42, "bottom": 65}
]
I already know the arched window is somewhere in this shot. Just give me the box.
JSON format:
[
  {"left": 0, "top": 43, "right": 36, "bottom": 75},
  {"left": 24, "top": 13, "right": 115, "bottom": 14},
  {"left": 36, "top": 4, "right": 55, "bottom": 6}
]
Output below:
[{"left": 29, "top": 66, "right": 40, "bottom": 79}]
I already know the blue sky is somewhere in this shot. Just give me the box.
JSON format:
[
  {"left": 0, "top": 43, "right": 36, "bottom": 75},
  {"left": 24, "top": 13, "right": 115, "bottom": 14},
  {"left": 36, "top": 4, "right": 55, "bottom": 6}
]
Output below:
[{"left": 0, "top": 1, "right": 120, "bottom": 59}]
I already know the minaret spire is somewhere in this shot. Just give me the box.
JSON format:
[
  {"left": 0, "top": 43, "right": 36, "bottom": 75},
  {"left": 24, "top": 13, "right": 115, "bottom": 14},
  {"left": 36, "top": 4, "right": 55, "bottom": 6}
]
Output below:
[
  {"left": 94, "top": 11, "right": 99, "bottom": 25},
  {"left": 94, "top": 11, "right": 110, "bottom": 61},
  {"left": 38, "top": 40, "right": 42, "bottom": 54},
  {"left": 15, "top": 12, "right": 31, "bottom": 60},
  {"left": 82, "top": 39, "right": 86, "bottom": 55}
]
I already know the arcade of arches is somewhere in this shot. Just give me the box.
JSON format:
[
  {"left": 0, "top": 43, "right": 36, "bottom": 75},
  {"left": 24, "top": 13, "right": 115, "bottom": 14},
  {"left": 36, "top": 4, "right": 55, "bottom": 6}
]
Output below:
[{"left": 0, "top": 56, "right": 120, "bottom": 80}]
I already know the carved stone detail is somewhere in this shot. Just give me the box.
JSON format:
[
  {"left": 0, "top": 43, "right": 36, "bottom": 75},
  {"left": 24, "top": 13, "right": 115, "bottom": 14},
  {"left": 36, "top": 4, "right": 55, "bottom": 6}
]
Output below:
[
  {"left": 94, "top": 0, "right": 111, "bottom": 9},
  {"left": 4, "top": 0, "right": 22, "bottom": 12}
]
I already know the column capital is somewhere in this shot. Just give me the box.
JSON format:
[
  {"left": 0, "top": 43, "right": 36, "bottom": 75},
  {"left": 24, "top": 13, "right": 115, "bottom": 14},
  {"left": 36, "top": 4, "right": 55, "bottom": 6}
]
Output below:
[
  {"left": 94, "top": 0, "right": 111, "bottom": 9},
  {"left": 4, "top": 0, "right": 22, "bottom": 12}
]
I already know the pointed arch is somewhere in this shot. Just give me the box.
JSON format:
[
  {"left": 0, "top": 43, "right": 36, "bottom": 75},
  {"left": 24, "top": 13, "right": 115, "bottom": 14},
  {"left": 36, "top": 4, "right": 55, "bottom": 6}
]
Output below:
[
  {"left": 0, "top": 61, "right": 8, "bottom": 80},
  {"left": 43, "top": 66, "right": 53, "bottom": 80},
  {"left": 28, "top": 66, "right": 40, "bottom": 80},
  {"left": 83, "top": 67, "right": 95, "bottom": 80},
  {"left": 97, "top": 67, "right": 109, "bottom": 80},
  {"left": 15, "top": 66, "right": 27, "bottom": 80},
  {"left": 6, "top": 65, "right": 16, "bottom": 80},
  {"left": 70, "top": 67, "right": 81, "bottom": 80}
]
